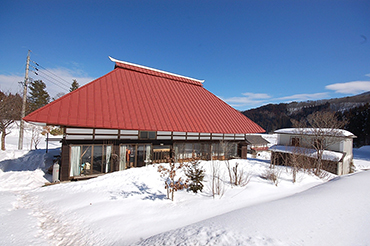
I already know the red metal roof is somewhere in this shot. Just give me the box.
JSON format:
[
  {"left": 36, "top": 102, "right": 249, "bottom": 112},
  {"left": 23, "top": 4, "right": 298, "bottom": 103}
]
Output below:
[{"left": 24, "top": 58, "right": 265, "bottom": 134}]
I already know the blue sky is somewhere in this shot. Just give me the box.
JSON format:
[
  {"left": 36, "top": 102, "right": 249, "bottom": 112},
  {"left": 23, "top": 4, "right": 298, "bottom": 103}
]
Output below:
[{"left": 1, "top": 0, "right": 369, "bottom": 110}]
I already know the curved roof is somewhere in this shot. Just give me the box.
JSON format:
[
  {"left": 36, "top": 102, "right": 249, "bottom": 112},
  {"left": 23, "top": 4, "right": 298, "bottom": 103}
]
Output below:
[{"left": 24, "top": 57, "right": 265, "bottom": 134}]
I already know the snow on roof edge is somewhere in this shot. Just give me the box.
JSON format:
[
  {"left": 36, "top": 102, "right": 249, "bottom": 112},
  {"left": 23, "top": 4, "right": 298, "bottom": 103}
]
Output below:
[
  {"left": 274, "top": 128, "right": 355, "bottom": 137},
  {"left": 109, "top": 56, "right": 205, "bottom": 83},
  {"left": 270, "top": 145, "right": 344, "bottom": 162}
]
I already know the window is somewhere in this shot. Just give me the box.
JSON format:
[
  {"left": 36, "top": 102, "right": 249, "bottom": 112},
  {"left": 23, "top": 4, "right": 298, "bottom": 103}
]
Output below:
[
  {"left": 173, "top": 142, "right": 237, "bottom": 161},
  {"left": 174, "top": 143, "right": 185, "bottom": 160},
  {"left": 139, "top": 131, "right": 156, "bottom": 139},
  {"left": 70, "top": 144, "right": 113, "bottom": 177},
  {"left": 119, "top": 144, "right": 152, "bottom": 168},
  {"left": 291, "top": 137, "right": 300, "bottom": 147},
  {"left": 229, "top": 143, "right": 238, "bottom": 157},
  {"left": 184, "top": 143, "right": 193, "bottom": 158},
  {"left": 200, "top": 143, "right": 210, "bottom": 159}
]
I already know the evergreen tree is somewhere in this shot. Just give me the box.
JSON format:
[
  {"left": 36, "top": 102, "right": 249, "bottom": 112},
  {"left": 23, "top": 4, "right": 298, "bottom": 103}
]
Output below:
[
  {"left": 186, "top": 159, "right": 205, "bottom": 193},
  {"left": 70, "top": 79, "right": 80, "bottom": 92},
  {"left": 28, "top": 80, "right": 50, "bottom": 113},
  {"left": 341, "top": 103, "right": 370, "bottom": 147}
]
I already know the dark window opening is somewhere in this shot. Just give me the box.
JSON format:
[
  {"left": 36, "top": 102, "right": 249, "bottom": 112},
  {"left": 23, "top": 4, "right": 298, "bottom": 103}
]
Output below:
[
  {"left": 291, "top": 137, "right": 300, "bottom": 147},
  {"left": 140, "top": 131, "right": 156, "bottom": 139}
]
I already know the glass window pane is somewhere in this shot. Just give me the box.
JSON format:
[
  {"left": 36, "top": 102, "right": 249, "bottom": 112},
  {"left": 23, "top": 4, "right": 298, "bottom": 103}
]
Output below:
[
  {"left": 81, "top": 146, "right": 92, "bottom": 175},
  {"left": 212, "top": 143, "right": 219, "bottom": 155},
  {"left": 105, "top": 145, "right": 112, "bottom": 173},
  {"left": 194, "top": 143, "right": 201, "bottom": 157},
  {"left": 140, "top": 131, "right": 147, "bottom": 139},
  {"left": 145, "top": 145, "right": 151, "bottom": 164},
  {"left": 137, "top": 145, "right": 144, "bottom": 167},
  {"left": 127, "top": 145, "right": 135, "bottom": 168},
  {"left": 201, "top": 143, "right": 210, "bottom": 159},
  {"left": 93, "top": 145, "right": 103, "bottom": 174},
  {"left": 119, "top": 145, "right": 127, "bottom": 170},
  {"left": 185, "top": 143, "right": 193, "bottom": 159},
  {"left": 70, "top": 146, "right": 81, "bottom": 176},
  {"left": 153, "top": 145, "right": 170, "bottom": 163},
  {"left": 230, "top": 143, "right": 237, "bottom": 157},
  {"left": 149, "top": 131, "right": 156, "bottom": 139}
]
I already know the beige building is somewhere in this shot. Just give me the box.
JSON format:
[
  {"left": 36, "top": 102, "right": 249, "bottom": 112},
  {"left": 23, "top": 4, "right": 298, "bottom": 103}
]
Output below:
[{"left": 270, "top": 128, "right": 356, "bottom": 175}]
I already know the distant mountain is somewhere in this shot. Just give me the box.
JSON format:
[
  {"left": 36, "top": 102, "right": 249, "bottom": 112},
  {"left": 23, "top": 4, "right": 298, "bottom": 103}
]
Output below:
[{"left": 242, "top": 92, "right": 370, "bottom": 147}]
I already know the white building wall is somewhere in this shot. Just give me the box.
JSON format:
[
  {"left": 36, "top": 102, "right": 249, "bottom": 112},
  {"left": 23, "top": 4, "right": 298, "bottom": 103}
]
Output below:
[
  {"left": 278, "top": 134, "right": 291, "bottom": 145},
  {"left": 327, "top": 141, "right": 341, "bottom": 152},
  {"left": 275, "top": 130, "right": 354, "bottom": 176}
]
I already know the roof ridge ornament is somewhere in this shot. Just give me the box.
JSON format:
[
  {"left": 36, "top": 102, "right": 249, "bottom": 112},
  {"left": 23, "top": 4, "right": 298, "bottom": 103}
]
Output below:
[{"left": 108, "top": 56, "right": 204, "bottom": 83}]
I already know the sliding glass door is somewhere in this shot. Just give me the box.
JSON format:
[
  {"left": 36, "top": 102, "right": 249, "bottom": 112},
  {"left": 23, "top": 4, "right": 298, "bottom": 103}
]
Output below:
[
  {"left": 119, "top": 144, "right": 151, "bottom": 168},
  {"left": 70, "top": 144, "right": 113, "bottom": 177}
]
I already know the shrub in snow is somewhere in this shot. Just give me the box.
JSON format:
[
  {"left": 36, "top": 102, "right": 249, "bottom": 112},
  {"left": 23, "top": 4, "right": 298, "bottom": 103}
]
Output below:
[
  {"left": 157, "top": 158, "right": 188, "bottom": 201},
  {"left": 185, "top": 159, "right": 205, "bottom": 193},
  {"left": 260, "top": 167, "right": 281, "bottom": 186},
  {"left": 225, "top": 161, "right": 251, "bottom": 187},
  {"left": 209, "top": 160, "right": 225, "bottom": 198}
]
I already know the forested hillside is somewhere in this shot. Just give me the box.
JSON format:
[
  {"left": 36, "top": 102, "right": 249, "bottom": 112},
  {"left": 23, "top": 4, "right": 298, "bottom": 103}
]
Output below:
[{"left": 242, "top": 92, "right": 370, "bottom": 147}]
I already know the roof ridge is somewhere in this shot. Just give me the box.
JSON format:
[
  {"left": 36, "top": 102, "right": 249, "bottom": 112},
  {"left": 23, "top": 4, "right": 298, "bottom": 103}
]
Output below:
[{"left": 109, "top": 56, "right": 205, "bottom": 83}]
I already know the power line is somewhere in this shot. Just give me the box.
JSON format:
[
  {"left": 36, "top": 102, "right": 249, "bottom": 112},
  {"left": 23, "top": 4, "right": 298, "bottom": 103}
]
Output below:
[
  {"left": 29, "top": 61, "right": 72, "bottom": 92},
  {"left": 33, "top": 62, "right": 72, "bottom": 87},
  {"left": 33, "top": 68, "right": 70, "bottom": 89},
  {"left": 34, "top": 72, "right": 70, "bottom": 91}
]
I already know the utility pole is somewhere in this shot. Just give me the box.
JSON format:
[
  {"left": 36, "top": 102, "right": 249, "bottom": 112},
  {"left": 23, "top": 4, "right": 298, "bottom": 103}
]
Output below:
[{"left": 18, "top": 50, "right": 31, "bottom": 150}]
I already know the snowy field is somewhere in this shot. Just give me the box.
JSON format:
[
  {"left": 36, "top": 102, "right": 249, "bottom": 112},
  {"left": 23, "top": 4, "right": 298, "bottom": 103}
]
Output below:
[{"left": 0, "top": 123, "right": 369, "bottom": 246}]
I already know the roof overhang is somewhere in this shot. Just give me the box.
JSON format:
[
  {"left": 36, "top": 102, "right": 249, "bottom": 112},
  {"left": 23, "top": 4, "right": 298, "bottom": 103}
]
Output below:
[
  {"left": 274, "top": 128, "right": 356, "bottom": 138},
  {"left": 109, "top": 56, "right": 205, "bottom": 83}
]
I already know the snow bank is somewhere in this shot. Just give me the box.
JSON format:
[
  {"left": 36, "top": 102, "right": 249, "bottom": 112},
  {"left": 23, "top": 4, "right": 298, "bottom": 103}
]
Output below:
[
  {"left": 137, "top": 170, "right": 370, "bottom": 246},
  {"left": 28, "top": 160, "right": 324, "bottom": 245},
  {"left": 0, "top": 169, "right": 48, "bottom": 191},
  {"left": 353, "top": 146, "right": 370, "bottom": 171}
]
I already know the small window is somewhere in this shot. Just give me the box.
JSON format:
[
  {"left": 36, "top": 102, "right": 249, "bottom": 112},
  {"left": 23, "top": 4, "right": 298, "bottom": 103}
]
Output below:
[
  {"left": 291, "top": 137, "right": 300, "bottom": 147},
  {"left": 139, "top": 131, "right": 156, "bottom": 139},
  {"left": 149, "top": 131, "right": 156, "bottom": 139}
]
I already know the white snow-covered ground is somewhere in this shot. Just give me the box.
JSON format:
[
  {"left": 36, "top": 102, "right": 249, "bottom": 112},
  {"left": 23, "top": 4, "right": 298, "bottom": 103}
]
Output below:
[{"left": 0, "top": 123, "right": 369, "bottom": 245}]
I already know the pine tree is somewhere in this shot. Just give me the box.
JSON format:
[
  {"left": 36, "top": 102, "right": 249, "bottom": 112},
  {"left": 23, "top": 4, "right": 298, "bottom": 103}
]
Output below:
[
  {"left": 186, "top": 159, "right": 205, "bottom": 193},
  {"left": 70, "top": 79, "right": 80, "bottom": 92},
  {"left": 28, "top": 80, "right": 50, "bottom": 113}
]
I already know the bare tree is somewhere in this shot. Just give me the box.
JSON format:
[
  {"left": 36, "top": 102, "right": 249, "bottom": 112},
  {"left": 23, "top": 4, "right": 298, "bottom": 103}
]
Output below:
[
  {"left": 261, "top": 166, "right": 281, "bottom": 186},
  {"left": 220, "top": 140, "right": 250, "bottom": 186},
  {"left": 30, "top": 125, "right": 42, "bottom": 150},
  {"left": 288, "top": 146, "right": 313, "bottom": 182},
  {"left": 222, "top": 141, "right": 234, "bottom": 184},
  {"left": 209, "top": 160, "right": 225, "bottom": 198},
  {"left": 232, "top": 162, "right": 251, "bottom": 186},
  {"left": 157, "top": 157, "right": 188, "bottom": 201},
  {"left": 0, "top": 92, "right": 22, "bottom": 150},
  {"left": 293, "top": 111, "right": 347, "bottom": 176}
]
